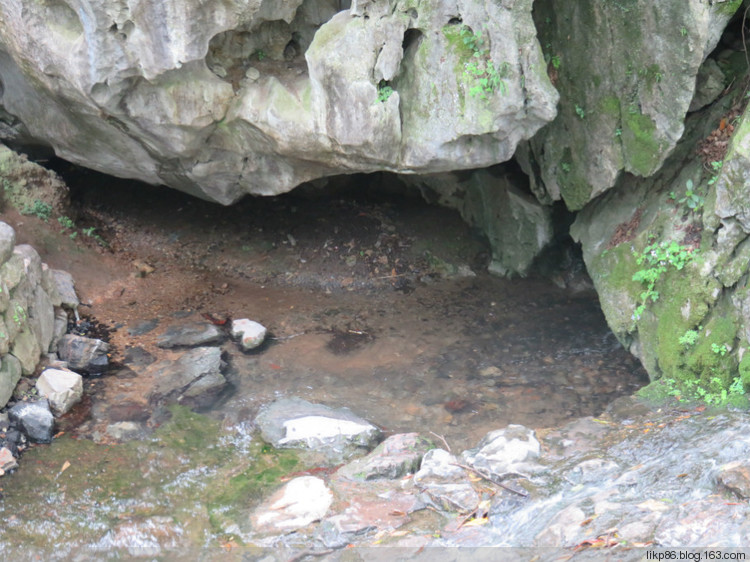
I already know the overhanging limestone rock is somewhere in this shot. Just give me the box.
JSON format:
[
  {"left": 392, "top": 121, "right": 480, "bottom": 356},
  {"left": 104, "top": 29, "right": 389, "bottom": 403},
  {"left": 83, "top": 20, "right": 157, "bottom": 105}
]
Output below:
[{"left": 0, "top": 0, "right": 557, "bottom": 203}]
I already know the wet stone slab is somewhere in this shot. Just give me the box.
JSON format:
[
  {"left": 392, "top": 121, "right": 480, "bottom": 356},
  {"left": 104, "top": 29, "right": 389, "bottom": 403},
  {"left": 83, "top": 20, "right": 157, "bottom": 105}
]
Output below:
[
  {"left": 156, "top": 322, "right": 224, "bottom": 348},
  {"left": 255, "top": 397, "right": 382, "bottom": 462}
]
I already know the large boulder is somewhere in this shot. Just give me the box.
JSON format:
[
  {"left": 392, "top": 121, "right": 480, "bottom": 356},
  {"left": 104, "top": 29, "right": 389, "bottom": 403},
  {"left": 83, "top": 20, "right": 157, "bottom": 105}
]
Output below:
[
  {"left": 521, "top": 0, "right": 742, "bottom": 210},
  {"left": 0, "top": 0, "right": 557, "bottom": 203}
]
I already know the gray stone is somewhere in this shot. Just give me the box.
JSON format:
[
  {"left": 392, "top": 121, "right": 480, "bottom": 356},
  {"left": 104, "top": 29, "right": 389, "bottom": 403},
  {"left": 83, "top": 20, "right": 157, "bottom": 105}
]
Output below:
[
  {"left": 413, "top": 448, "right": 479, "bottom": 514},
  {"left": 122, "top": 346, "right": 156, "bottom": 367},
  {"left": 40, "top": 266, "right": 62, "bottom": 308},
  {"left": 127, "top": 318, "right": 159, "bottom": 336},
  {"left": 156, "top": 322, "right": 224, "bottom": 348},
  {"left": 0, "top": 0, "right": 557, "bottom": 203},
  {"left": 0, "top": 316, "right": 9, "bottom": 355},
  {"left": 0, "top": 280, "right": 9, "bottom": 314},
  {"left": 337, "top": 432, "right": 433, "bottom": 481},
  {"left": 0, "top": 354, "right": 22, "bottom": 408},
  {"left": 10, "top": 327, "right": 42, "bottom": 375},
  {"left": 8, "top": 399, "right": 55, "bottom": 443},
  {"left": 255, "top": 397, "right": 382, "bottom": 460},
  {"left": 717, "top": 461, "right": 750, "bottom": 499},
  {"left": 50, "top": 270, "right": 79, "bottom": 310},
  {"left": 12, "top": 245, "right": 43, "bottom": 288},
  {"left": 230, "top": 318, "right": 266, "bottom": 350},
  {"left": 0, "top": 446, "right": 17, "bottom": 474},
  {"left": 0, "top": 222, "right": 15, "bottom": 264},
  {"left": 148, "top": 346, "right": 226, "bottom": 409},
  {"left": 689, "top": 58, "right": 726, "bottom": 112},
  {"left": 57, "top": 334, "right": 110, "bottom": 374},
  {"left": 0, "top": 254, "right": 25, "bottom": 292},
  {"left": 250, "top": 476, "right": 333, "bottom": 536},
  {"left": 49, "top": 308, "right": 69, "bottom": 353},
  {"left": 27, "top": 285, "right": 55, "bottom": 355},
  {"left": 35, "top": 368, "right": 83, "bottom": 416},
  {"left": 461, "top": 424, "right": 543, "bottom": 478}
]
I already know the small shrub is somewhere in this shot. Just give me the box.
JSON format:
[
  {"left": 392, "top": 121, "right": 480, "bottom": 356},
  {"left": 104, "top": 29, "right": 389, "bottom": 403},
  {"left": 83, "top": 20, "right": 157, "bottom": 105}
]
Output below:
[
  {"left": 377, "top": 81, "right": 394, "bottom": 103},
  {"left": 21, "top": 200, "right": 53, "bottom": 221}
]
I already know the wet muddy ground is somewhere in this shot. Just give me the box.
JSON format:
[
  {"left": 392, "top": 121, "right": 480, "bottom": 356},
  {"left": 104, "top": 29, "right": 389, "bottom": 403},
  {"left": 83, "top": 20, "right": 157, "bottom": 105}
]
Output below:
[{"left": 8, "top": 169, "right": 648, "bottom": 451}]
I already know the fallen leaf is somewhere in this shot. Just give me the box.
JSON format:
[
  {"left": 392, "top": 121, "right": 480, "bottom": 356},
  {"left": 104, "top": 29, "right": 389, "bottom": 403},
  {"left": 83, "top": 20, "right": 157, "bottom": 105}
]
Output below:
[{"left": 60, "top": 460, "right": 71, "bottom": 473}]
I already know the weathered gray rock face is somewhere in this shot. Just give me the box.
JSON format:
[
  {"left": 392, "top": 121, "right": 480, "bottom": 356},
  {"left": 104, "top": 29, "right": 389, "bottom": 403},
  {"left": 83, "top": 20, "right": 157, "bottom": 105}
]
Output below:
[
  {"left": 523, "top": 0, "right": 741, "bottom": 211},
  {"left": 404, "top": 167, "right": 553, "bottom": 276},
  {"left": 0, "top": 0, "right": 557, "bottom": 203},
  {"left": 569, "top": 80, "right": 750, "bottom": 396}
]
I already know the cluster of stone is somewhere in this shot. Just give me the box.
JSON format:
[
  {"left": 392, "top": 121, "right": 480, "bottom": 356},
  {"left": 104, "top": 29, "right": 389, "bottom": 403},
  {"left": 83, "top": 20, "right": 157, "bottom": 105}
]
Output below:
[{"left": 0, "top": 221, "right": 107, "bottom": 473}]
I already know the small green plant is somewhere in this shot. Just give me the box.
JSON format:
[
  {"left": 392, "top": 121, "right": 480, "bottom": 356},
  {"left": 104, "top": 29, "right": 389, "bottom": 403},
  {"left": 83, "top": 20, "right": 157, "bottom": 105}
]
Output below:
[
  {"left": 560, "top": 162, "right": 571, "bottom": 173},
  {"left": 459, "top": 25, "right": 508, "bottom": 99},
  {"left": 615, "top": 128, "right": 622, "bottom": 137},
  {"left": 659, "top": 375, "right": 745, "bottom": 407},
  {"left": 707, "top": 160, "right": 722, "bottom": 186},
  {"left": 678, "top": 329, "right": 699, "bottom": 348},
  {"left": 550, "top": 54, "right": 561, "bottom": 69},
  {"left": 82, "top": 226, "right": 96, "bottom": 237},
  {"left": 254, "top": 49, "right": 266, "bottom": 61},
  {"left": 575, "top": 104, "right": 586, "bottom": 119},
  {"left": 680, "top": 27, "right": 688, "bottom": 37},
  {"left": 21, "top": 200, "right": 53, "bottom": 221},
  {"left": 12, "top": 304, "right": 26, "bottom": 326},
  {"left": 711, "top": 343, "right": 730, "bottom": 356},
  {"left": 632, "top": 238, "right": 697, "bottom": 321},
  {"left": 57, "top": 215, "right": 75, "bottom": 230},
  {"left": 677, "top": 179, "right": 704, "bottom": 211},
  {"left": 377, "top": 81, "right": 394, "bottom": 103}
]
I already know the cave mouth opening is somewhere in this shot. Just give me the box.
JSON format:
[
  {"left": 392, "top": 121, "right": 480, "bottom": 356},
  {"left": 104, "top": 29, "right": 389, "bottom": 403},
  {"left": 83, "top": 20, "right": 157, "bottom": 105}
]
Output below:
[{"left": 35, "top": 158, "right": 648, "bottom": 447}]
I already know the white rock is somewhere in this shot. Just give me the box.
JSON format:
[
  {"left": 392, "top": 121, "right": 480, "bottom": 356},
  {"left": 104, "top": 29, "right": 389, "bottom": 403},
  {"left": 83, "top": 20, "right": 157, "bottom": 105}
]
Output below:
[
  {"left": 35, "top": 368, "right": 83, "bottom": 415},
  {"left": 231, "top": 318, "right": 266, "bottom": 350},
  {"left": 461, "top": 424, "right": 543, "bottom": 477},
  {"left": 279, "top": 416, "right": 373, "bottom": 446},
  {"left": 251, "top": 476, "right": 333, "bottom": 534}
]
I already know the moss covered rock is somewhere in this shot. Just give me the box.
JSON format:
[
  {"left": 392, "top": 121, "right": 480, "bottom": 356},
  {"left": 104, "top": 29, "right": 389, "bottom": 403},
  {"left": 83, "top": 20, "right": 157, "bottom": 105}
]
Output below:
[
  {"left": 572, "top": 77, "right": 750, "bottom": 402},
  {"left": 525, "top": 0, "right": 740, "bottom": 211}
]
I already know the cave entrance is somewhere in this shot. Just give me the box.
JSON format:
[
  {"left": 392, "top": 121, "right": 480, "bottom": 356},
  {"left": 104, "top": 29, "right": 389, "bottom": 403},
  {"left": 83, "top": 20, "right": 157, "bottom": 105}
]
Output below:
[{"left": 38, "top": 163, "right": 648, "bottom": 449}]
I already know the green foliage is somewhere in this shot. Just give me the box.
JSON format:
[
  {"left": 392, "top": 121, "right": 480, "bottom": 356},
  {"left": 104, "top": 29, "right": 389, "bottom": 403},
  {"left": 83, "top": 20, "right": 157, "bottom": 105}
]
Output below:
[
  {"left": 678, "top": 329, "right": 699, "bottom": 348},
  {"left": 12, "top": 304, "right": 26, "bottom": 326},
  {"left": 57, "top": 215, "right": 75, "bottom": 230},
  {"left": 632, "top": 238, "right": 697, "bottom": 321},
  {"left": 706, "top": 160, "right": 722, "bottom": 186},
  {"left": 551, "top": 54, "right": 561, "bottom": 69},
  {"left": 560, "top": 162, "right": 571, "bottom": 173},
  {"left": 658, "top": 375, "right": 746, "bottom": 408},
  {"left": 377, "top": 81, "right": 394, "bottom": 103},
  {"left": 459, "top": 25, "right": 508, "bottom": 99},
  {"left": 254, "top": 49, "right": 266, "bottom": 61},
  {"left": 575, "top": 105, "right": 586, "bottom": 119},
  {"left": 711, "top": 342, "right": 730, "bottom": 356},
  {"left": 676, "top": 179, "right": 704, "bottom": 211},
  {"left": 21, "top": 200, "right": 52, "bottom": 221}
]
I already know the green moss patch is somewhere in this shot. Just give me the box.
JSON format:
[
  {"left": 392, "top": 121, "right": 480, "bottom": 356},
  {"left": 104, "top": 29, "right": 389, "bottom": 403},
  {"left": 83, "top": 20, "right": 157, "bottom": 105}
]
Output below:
[{"left": 622, "top": 111, "right": 662, "bottom": 175}]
